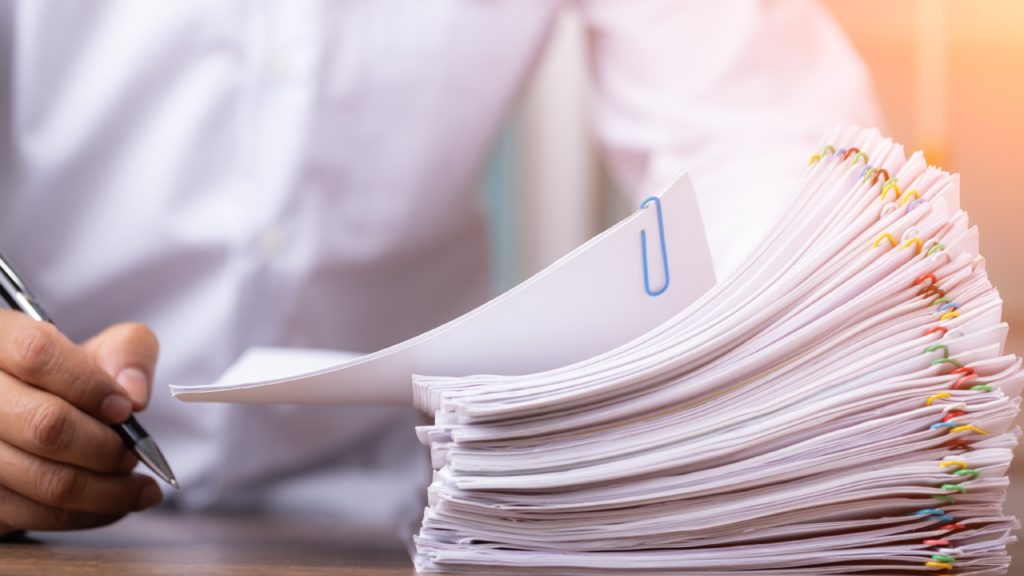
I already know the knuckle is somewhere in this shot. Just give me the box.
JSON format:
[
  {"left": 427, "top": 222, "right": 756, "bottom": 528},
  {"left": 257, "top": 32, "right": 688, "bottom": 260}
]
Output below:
[
  {"left": 11, "top": 324, "right": 59, "bottom": 379},
  {"left": 39, "top": 466, "right": 81, "bottom": 507},
  {"left": 25, "top": 400, "right": 72, "bottom": 452}
]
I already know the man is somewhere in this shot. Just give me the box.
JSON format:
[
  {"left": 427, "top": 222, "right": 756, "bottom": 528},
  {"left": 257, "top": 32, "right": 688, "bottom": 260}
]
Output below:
[{"left": 0, "top": 0, "right": 880, "bottom": 535}]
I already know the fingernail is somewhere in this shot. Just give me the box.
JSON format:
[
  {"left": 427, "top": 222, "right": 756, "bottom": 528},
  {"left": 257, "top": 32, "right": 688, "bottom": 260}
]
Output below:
[
  {"left": 100, "top": 394, "right": 133, "bottom": 423},
  {"left": 116, "top": 368, "right": 149, "bottom": 406},
  {"left": 118, "top": 451, "right": 138, "bottom": 473},
  {"left": 137, "top": 484, "right": 163, "bottom": 510}
]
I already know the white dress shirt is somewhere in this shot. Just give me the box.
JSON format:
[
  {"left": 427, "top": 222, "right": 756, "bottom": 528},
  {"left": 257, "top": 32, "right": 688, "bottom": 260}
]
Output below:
[{"left": 0, "top": 0, "right": 880, "bottom": 528}]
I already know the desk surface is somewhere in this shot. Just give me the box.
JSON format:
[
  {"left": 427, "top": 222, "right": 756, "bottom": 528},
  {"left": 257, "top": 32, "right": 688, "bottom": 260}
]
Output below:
[{"left": 0, "top": 512, "right": 414, "bottom": 576}]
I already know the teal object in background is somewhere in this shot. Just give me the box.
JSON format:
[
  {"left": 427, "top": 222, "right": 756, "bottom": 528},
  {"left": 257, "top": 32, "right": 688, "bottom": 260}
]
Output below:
[
  {"left": 479, "top": 125, "right": 521, "bottom": 295},
  {"left": 478, "top": 122, "right": 628, "bottom": 296}
]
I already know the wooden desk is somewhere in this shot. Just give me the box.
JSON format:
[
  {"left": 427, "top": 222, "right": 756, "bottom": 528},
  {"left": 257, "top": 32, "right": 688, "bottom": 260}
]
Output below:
[{"left": 0, "top": 512, "right": 415, "bottom": 576}]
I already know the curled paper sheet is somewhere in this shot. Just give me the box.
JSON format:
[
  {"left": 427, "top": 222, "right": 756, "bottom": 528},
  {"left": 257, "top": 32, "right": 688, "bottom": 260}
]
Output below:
[{"left": 170, "top": 171, "right": 716, "bottom": 405}]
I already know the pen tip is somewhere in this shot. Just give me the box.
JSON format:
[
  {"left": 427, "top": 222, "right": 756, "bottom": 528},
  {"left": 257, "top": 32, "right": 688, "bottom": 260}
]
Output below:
[{"left": 133, "top": 437, "right": 179, "bottom": 490}]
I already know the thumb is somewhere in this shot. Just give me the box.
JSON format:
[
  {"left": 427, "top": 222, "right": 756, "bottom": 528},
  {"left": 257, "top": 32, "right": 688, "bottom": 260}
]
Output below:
[{"left": 80, "top": 323, "right": 160, "bottom": 411}]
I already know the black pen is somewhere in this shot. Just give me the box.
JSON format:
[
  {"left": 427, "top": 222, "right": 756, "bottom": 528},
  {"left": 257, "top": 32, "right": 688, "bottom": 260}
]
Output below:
[{"left": 0, "top": 252, "right": 178, "bottom": 489}]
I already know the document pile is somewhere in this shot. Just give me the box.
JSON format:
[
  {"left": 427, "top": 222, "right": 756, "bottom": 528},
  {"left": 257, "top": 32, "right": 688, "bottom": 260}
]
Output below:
[{"left": 411, "top": 128, "right": 1022, "bottom": 575}]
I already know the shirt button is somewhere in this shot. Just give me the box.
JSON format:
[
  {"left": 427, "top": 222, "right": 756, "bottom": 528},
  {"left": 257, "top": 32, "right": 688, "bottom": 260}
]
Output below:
[
  {"left": 267, "top": 55, "right": 291, "bottom": 82},
  {"left": 267, "top": 51, "right": 312, "bottom": 83},
  {"left": 258, "top": 227, "right": 287, "bottom": 256}
]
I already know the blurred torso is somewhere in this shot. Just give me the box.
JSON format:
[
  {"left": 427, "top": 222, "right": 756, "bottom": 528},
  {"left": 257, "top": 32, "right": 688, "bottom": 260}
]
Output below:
[{"left": 0, "top": 0, "right": 560, "bottom": 524}]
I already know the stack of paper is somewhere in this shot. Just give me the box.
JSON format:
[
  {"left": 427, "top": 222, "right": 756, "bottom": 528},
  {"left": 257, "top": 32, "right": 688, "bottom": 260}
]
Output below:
[{"left": 411, "top": 127, "right": 1021, "bottom": 575}]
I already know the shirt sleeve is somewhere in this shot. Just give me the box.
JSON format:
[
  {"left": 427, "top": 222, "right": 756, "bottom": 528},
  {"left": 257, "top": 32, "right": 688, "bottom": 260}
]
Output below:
[{"left": 579, "top": 0, "right": 884, "bottom": 279}]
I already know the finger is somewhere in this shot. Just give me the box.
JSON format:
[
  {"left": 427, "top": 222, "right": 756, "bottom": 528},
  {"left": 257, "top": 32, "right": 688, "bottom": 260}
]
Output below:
[
  {"left": 0, "top": 483, "right": 122, "bottom": 532},
  {"left": 0, "top": 372, "right": 132, "bottom": 474},
  {"left": 0, "top": 310, "right": 133, "bottom": 424},
  {"left": 0, "top": 440, "right": 162, "bottom": 516},
  {"left": 80, "top": 322, "right": 159, "bottom": 410}
]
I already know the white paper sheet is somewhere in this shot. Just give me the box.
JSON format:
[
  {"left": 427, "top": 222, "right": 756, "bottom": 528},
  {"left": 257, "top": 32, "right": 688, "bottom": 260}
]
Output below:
[{"left": 170, "top": 171, "right": 716, "bottom": 405}]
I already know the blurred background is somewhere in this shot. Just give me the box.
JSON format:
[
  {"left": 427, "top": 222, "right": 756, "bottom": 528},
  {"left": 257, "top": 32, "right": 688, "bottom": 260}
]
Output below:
[
  {"left": 481, "top": 1, "right": 1023, "bottom": 318},
  {"left": 481, "top": 0, "right": 1024, "bottom": 555}
]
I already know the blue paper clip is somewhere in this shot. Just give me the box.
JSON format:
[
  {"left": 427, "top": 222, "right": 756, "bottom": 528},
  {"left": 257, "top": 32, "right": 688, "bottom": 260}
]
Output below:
[{"left": 640, "top": 196, "right": 670, "bottom": 297}]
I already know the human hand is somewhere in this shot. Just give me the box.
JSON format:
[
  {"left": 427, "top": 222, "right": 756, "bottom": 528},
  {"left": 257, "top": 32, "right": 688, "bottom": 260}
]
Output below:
[{"left": 0, "top": 311, "right": 163, "bottom": 535}]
